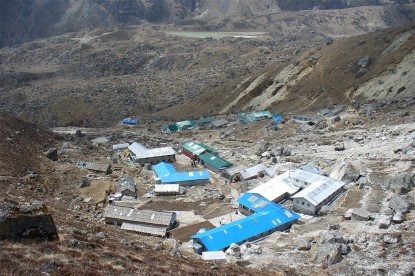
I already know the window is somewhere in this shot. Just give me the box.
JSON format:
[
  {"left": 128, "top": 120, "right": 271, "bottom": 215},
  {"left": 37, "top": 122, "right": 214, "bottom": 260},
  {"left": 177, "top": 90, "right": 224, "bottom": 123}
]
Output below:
[
  {"left": 302, "top": 202, "right": 304, "bottom": 205},
  {"left": 307, "top": 204, "right": 310, "bottom": 207}
]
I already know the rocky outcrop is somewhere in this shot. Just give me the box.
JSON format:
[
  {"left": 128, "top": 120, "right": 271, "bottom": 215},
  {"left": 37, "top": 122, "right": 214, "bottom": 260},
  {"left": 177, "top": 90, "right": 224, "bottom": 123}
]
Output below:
[{"left": 0, "top": 199, "right": 58, "bottom": 241}]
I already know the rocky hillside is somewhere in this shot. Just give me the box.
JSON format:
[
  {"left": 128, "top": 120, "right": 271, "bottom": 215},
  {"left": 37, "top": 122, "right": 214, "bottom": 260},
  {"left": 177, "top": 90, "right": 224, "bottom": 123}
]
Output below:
[
  {"left": 1, "top": 0, "right": 415, "bottom": 47},
  {"left": 160, "top": 24, "right": 415, "bottom": 119}
]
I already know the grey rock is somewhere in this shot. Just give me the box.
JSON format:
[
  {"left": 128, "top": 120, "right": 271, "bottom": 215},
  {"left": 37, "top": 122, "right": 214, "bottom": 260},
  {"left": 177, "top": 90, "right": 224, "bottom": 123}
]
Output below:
[
  {"left": 169, "top": 248, "right": 182, "bottom": 257},
  {"left": 392, "top": 213, "right": 404, "bottom": 223},
  {"left": 254, "top": 140, "right": 269, "bottom": 156},
  {"left": 375, "top": 215, "right": 391, "bottom": 229},
  {"left": 282, "top": 147, "right": 291, "bottom": 156},
  {"left": 80, "top": 177, "right": 91, "bottom": 188},
  {"left": 45, "top": 148, "right": 58, "bottom": 161},
  {"left": 334, "top": 143, "right": 345, "bottom": 151},
  {"left": 294, "top": 237, "right": 312, "bottom": 250},
  {"left": 383, "top": 234, "right": 399, "bottom": 244},
  {"left": 369, "top": 172, "right": 414, "bottom": 194},
  {"left": 313, "top": 243, "right": 342, "bottom": 265},
  {"left": 389, "top": 196, "right": 411, "bottom": 214},
  {"left": 321, "top": 230, "right": 344, "bottom": 244},
  {"left": 351, "top": 208, "right": 371, "bottom": 221},
  {"left": 358, "top": 55, "right": 372, "bottom": 68},
  {"left": 329, "top": 161, "right": 360, "bottom": 182},
  {"left": 340, "top": 244, "right": 350, "bottom": 255},
  {"left": 95, "top": 232, "right": 106, "bottom": 240},
  {"left": 331, "top": 116, "right": 341, "bottom": 123},
  {"left": 225, "top": 243, "right": 241, "bottom": 258}
]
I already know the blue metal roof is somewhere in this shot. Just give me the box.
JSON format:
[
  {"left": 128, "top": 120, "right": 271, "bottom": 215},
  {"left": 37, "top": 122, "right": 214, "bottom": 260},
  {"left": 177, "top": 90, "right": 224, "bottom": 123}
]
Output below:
[
  {"left": 161, "top": 170, "right": 210, "bottom": 183},
  {"left": 122, "top": 118, "right": 139, "bottom": 125},
  {"left": 237, "top": 193, "right": 287, "bottom": 213},
  {"left": 192, "top": 209, "right": 299, "bottom": 251},
  {"left": 153, "top": 162, "right": 176, "bottom": 178},
  {"left": 153, "top": 162, "right": 210, "bottom": 184}
]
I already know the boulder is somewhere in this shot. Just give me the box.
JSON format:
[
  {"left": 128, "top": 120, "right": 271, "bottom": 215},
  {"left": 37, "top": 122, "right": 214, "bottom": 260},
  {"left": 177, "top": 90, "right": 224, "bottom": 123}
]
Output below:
[
  {"left": 340, "top": 244, "right": 350, "bottom": 255},
  {"left": 0, "top": 200, "right": 58, "bottom": 241},
  {"left": 358, "top": 55, "right": 372, "bottom": 68},
  {"left": 376, "top": 173, "right": 411, "bottom": 194},
  {"left": 334, "top": 143, "right": 345, "bottom": 151},
  {"left": 225, "top": 243, "right": 241, "bottom": 258},
  {"left": 282, "top": 147, "right": 291, "bottom": 156},
  {"left": 294, "top": 237, "right": 312, "bottom": 250},
  {"left": 383, "top": 234, "right": 399, "bottom": 244},
  {"left": 240, "top": 242, "right": 262, "bottom": 255},
  {"left": 392, "top": 213, "right": 404, "bottom": 223},
  {"left": 351, "top": 208, "right": 372, "bottom": 221},
  {"left": 170, "top": 248, "right": 182, "bottom": 257},
  {"left": 254, "top": 140, "right": 269, "bottom": 156},
  {"left": 313, "top": 244, "right": 342, "bottom": 265},
  {"left": 329, "top": 161, "right": 360, "bottom": 182},
  {"left": 389, "top": 196, "right": 411, "bottom": 214},
  {"left": 95, "top": 232, "right": 106, "bottom": 240},
  {"left": 261, "top": 151, "right": 271, "bottom": 159},
  {"left": 163, "top": 238, "right": 178, "bottom": 250},
  {"left": 331, "top": 116, "right": 341, "bottom": 123},
  {"left": 321, "top": 230, "right": 344, "bottom": 244},
  {"left": 45, "top": 148, "right": 58, "bottom": 161},
  {"left": 375, "top": 215, "right": 391, "bottom": 229}
]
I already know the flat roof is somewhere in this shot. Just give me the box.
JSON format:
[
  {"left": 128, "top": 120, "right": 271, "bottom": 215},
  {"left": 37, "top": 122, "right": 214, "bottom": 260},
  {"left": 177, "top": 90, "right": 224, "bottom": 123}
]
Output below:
[
  {"left": 291, "top": 178, "right": 345, "bottom": 206},
  {"left": 128, "top": 142, "right": 175, "bottom": 159},
  {"left": 248, "top": 171, "right": 300, "bottom": 201},
  {"left": 105, "top": 205, "right": 175, "bottom": 226},
  {"left": 192, "top": 209, "right": 299, "bottom": 251}
]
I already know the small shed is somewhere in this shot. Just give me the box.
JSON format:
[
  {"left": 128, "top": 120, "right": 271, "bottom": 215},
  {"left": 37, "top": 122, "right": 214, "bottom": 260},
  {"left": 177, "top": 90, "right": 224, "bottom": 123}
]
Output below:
[
  {"left": 79, "top": 162, "right": 112, "bottom": 174},
  {"left": 210, "top": 118, "right": 229, "bottom": 128},
  {"left": 202, "top": 251, "right": 227, "bottom": 263},
  {"left": 154, "top": 184, "right": 180, "bottom": 196},
  {"left": 116, "top": 175, "right": 136, "bottom": 198},
  {"left": 128, "top": 142, "right": 176, "bottom": 165},
  {"left": 199, "top": 153, "right": 233, "bottom": 174},
  {"left": 237, "top": 164, "right": 268, "bottom": 181},
  {"left": 222, "top": 165, "right": 247, "bottom": 181},
  {"left": 122, "top": 118, "right": 139, "bottom": 125}
]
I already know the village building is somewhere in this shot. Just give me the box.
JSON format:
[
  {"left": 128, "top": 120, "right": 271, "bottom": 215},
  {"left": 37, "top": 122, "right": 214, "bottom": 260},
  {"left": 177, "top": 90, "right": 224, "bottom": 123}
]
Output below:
[
  {"left": 210, "top": 118, "right": 229, "bottom": 128},
  {"left": 182, "top": 141, "right": 217, "bottom": 160},
  {"left": 192, "top": 207, "right": 299, "bottom": 253},
  {"left": 194, "top": 117, "right": 215, "bottom": 126},
  {"left": 79, "top": 162, "right": 112, "bottom": 174},
  {"left": 128, "top": 142, "right": 175, "bottom": 165},
  {"left": 115, "top": 175, "right": 136, "bottom": 198},
  {"left": 104, "top": 205, "right": 176, "bottom": 237},
  {"left": 154, "top": 184, "right": 181, "bottom": 196},
  {"left": 236, "top": 164, "right": 268, "bottom": 181},
  {"left": 222, "top": 165, "right": 247, "bottom": 180},
  {"left": 199, "top": 152, "right": 233, "bottom": 174},
  {"left": 122, "top": 118, "right": 139, "bottom": 125},
  {"left": 112, "top": 143, "right": 130, "bottom": 151},
  {"left": 153, "top": 162, "right": 210, "bottom": 186},
  {"left": 291, "top": 178, "right": 345, "bottom": 215},
  {"left": 292, "top": 115, "right": 314, "bottom": 123},
  {"left": 247, "top": 171, "right": 300, "bottom": 203},
  {"left": 289, "top": 169, "right": 332, "bottom": 189},
  {"left": 238, "top": 111, "right": 273, "bottom": 123},
  {"left": 237, "top": 192, "right": 296, "bottom": 216}
]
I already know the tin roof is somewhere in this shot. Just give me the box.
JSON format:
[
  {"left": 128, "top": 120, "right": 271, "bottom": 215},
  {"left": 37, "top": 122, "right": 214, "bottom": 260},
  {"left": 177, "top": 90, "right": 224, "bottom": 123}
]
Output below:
[
  {"left": 224, "top": 165, "right": 247, "bottom": 176},
  {"left": 199, "top": 153, "right": 233, "bottom": 170},
  {"left": 128, "top": 142, "right": 175, "bottom": 159},
  {"left": 248, "top": 171, "right": 300, "bottom": 201},
  {"left": 154, "top": 184, "right": 180, "bottom": 193},
  {"left": 291, "top": 178, "right": 345, "bottom": 206},
  {"left": 104, "top": 205, "right": 175, "bottom": 226},
  {"left": 192, "top": 209, "right": 299, "bottom": 251},
  {"left": 121, "top": 222, "right": 167, "bottom": 237},
  {"left": 153, "top": 162, "right": 210, "bottom": 184},
  {"left": 239, "top": 164, "right": 268, "bottom": 179},
  {"left": 211, "top": 118, "right": 229, "bottom": 127},
  {"left": 237, "top": 192, "right": 294, "bottom": 214}
]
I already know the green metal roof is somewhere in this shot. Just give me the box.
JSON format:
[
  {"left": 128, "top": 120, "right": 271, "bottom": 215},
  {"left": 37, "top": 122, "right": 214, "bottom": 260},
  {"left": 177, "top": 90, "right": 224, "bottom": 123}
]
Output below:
[
  {"left": 194, "top": 117, "right": 215, "bottom": 125},
  {"left": 183, "top": 141, "right": 217, "bottom": 156},
  {"left": 161, "top": 124, "right": 179, "bottom": 132},
  {"left": 175, "top": 120, "right": 195, "bottom": 130},
  {"left": 199, "top": 153, "right": 233, "bottom": 170}
]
